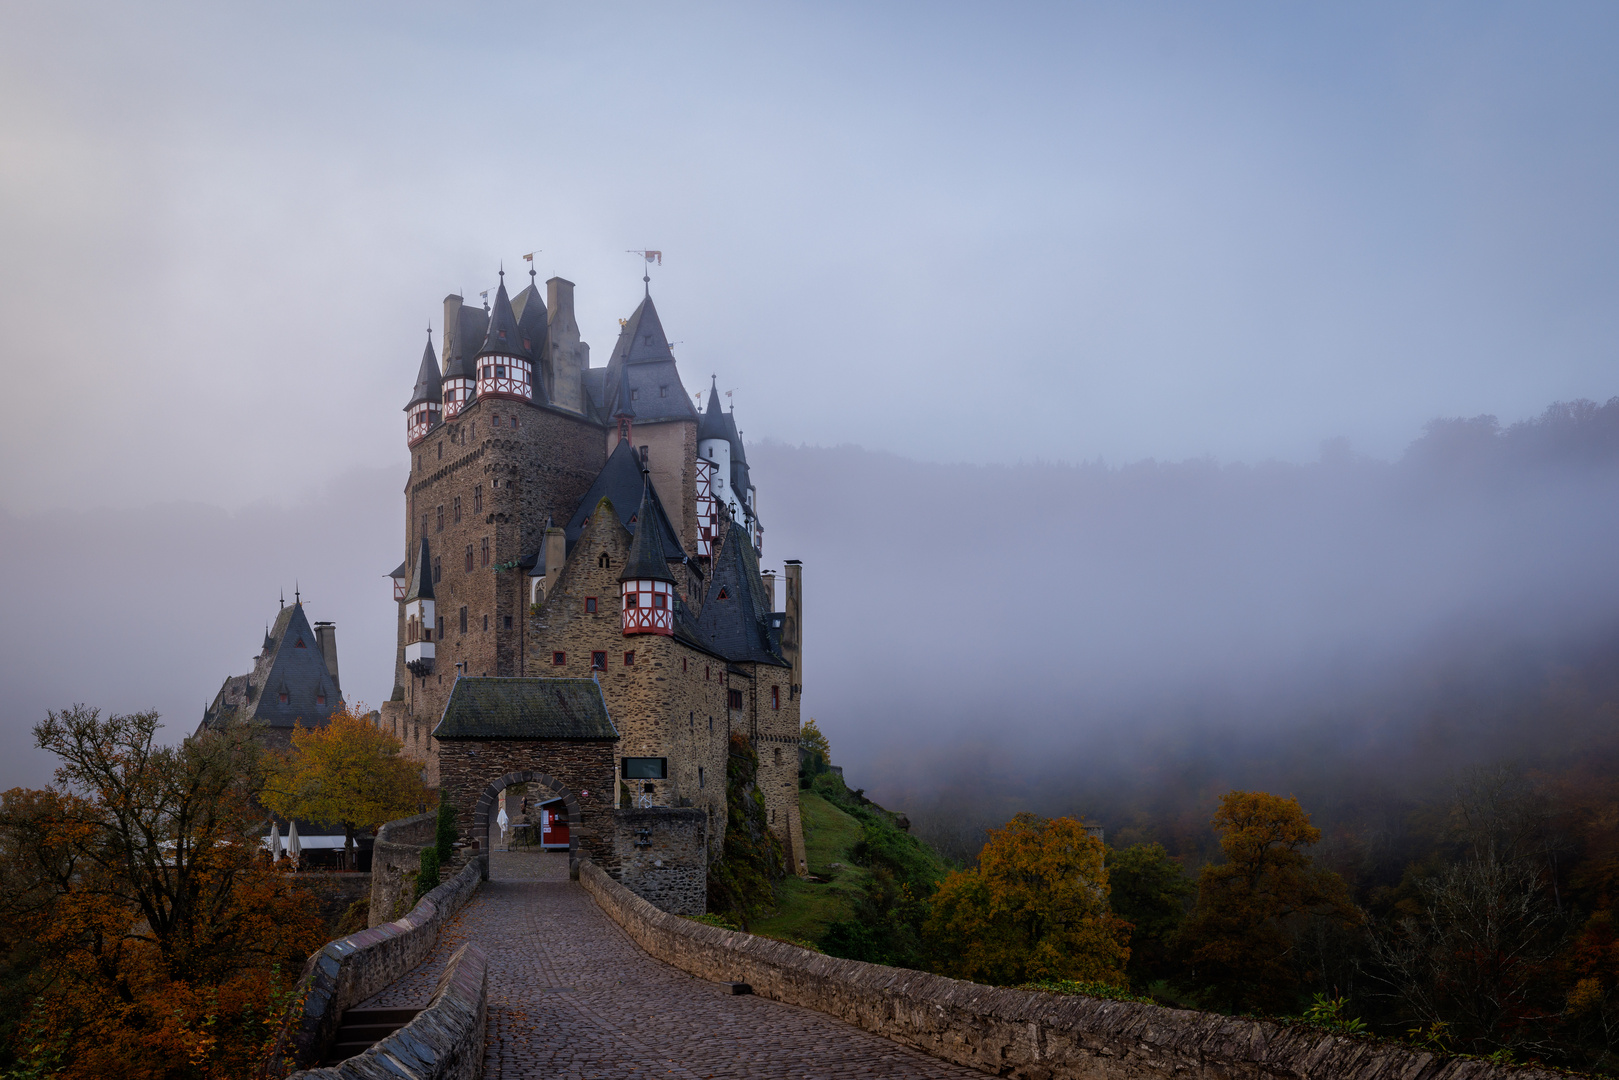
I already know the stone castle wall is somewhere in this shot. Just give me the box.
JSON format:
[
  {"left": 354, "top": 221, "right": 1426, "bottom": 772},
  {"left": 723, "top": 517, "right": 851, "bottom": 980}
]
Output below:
[
  {"left": 602, "top": 807, "right": 708, "bottom": 916},
  {"left": 369, "top": 810, "right": 435, "bottom": 927}
]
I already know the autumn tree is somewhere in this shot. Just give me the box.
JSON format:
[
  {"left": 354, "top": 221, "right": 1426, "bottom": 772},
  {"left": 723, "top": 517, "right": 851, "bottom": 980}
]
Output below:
[
  {"left": 262, "top": 704, "right": 428, "bottom": 870},
  {"left": 1176, "top": 790, "right": 1360, "bottom": 1014},
  {"left": 924, "top": 812, "right": 1130, "bottom": 987},
  {"left": 1107, "top": 842, "right": 1194, "bottom": 986},
  {"left": 799, "top": 718, "right": 830, "bottom": 763},
  {"left": 0, "top": 706, "right": 326, "bottom": 1079}
]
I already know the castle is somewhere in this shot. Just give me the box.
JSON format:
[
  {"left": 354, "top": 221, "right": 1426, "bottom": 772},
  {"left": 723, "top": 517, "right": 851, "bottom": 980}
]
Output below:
[{"left": 374, "top": 265, "right": 806, "bottom": 873}]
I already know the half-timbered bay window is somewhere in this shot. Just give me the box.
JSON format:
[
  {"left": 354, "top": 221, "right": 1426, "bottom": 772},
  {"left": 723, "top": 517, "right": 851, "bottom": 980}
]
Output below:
[
  {"left": 620, "top": 578, "right": 674, "bottom": 635},
  {"left": 406, "top": 401, "right": 439, "bottom": 444},
  {"left": 476, "top": 354, "right": 532, "bottom": 400}
]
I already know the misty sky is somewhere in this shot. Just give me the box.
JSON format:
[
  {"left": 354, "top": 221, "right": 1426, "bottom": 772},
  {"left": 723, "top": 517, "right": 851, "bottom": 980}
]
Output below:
[{"left": 4, "top": 4, "right": 1619, "bottom": 796}]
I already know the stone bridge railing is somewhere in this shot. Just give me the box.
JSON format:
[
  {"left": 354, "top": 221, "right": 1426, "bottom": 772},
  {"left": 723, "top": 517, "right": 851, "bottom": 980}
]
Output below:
[
  {"left": 580, "top": 861, "right": 1558, "bottom": 1080},
  {"left": 261, "top": 850, "right": 487, "bottom": 1079}
]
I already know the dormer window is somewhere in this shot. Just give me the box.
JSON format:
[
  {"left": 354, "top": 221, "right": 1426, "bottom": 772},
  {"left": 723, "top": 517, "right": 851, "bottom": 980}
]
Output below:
[
  {"left": 294, "top": 638, "right": 306, "bottom": 648},
  {"left": 278, "top": 690, "right": 288, "bottom": 704},
  {"left": 717, "top": 588, "right": 729, "bottom": 601},
  {"left": 660, "top": 386, "right": 668, "bottom": 398},
  {"left": 317, "top": 691, "right": 327, "bottom": 705}
]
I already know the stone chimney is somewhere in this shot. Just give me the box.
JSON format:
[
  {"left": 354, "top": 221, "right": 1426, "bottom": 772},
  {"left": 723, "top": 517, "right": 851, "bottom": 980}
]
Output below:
[
  {"left": 761, "top": 570, "right": 776, "bottom": 612},
  {"left": 313, "top": 621, "right": 340, "bottom": 693},
  {"left": 545, "top": 277, "right": 587, "bottom": 414},
  {"left": 782, "top": 560, "right": 802, "bottom": 698}
]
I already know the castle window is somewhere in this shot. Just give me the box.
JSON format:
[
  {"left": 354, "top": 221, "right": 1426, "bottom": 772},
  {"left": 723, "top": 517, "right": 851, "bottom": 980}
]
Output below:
[
  {"left": 771, "top": 686, "right": 780, "bottom": 710},
  {"left": 659, "top": 385, "right": 668, "bottom": 398},
  {"left": 433, "top": 557, "right": 441, "bottom": 583},
  {"left": 682, "top": 657, "right": 688, "bottom": 673},
  {"left": 482, "top": 614, "right": 488, "bottom": 631},
  {"left": 709, "top": 716, "right": 713, "bottom": 732},
  {"left": 473, "top": 486, "right": 482, "bottom": 512},
  {"left": 622, "top": 757, "right": 666, "bottom": 779},
  {"left": 421, "top": 513, "right": 428, "bottom": 537},
  {"left": 591, "top": 651, "right": 606, "bottom": 670},
  {"left": 638, "top": 445, "right": 648, "bottom": 465},
  {"left": 437, "top": 615, "right": 444, "bottom": 638},
  {"left": 437, "top": 443, "right": 442, "bottom": 460},
  {"left": 653, "top": 593, "right": 666, "bottom": 610},
  {"left": 511, "top": 416, "right": 518, "bottom": 430},
  {"left": 453, "top": 496, "right": 461, "bottom": 523},
  {"left": 727, "top": 688, "right": 744, "bottom": 710},
  {"left": 699, "top": 765, "right": 705, "bottom": 788},
  {"left": 624, "top": 651, "right": 635, "bottom": 666},
  {"left": 492, "top": 414, "right": 500, "bottom": 427},
  {"left": 630, "top": 389, "right": 638, "bottom": 401},
  {"left": 317, "top": 691, "right": 327, "bottom": 705},
  {"left": 503, "top": 615, "right": 512, "bottom": 630},
  {"left": 585, "top": 597, "right": 597, "bottom": 613},
  {"left": 706, "top": 665, "right": 710, "bottom": 680},
  {"left": 278, "top": 690, "right": 288, "bottom": 704},
  {"left": 294, "top": 637, "right": 306, "bottom": 648},
  {"left": 624, "top": 593, "right": 638, "bottom": 609},
  {"left": 553, "top": 651, "right": 566, "bottom": 665},
  {"left": 598, "top": 553, "right": 611, "bottom": 569},
  {"left": 773, "top": 748, "right": 781, "bottom": 766},
  {"left": 464, "top": 545, "right": 473, "bottom": 572},
  {"left": 717, "top": 588, "right": 729, "bottom": 600},
  {"left": 436, "top": 506, "right": 444, "bottom": 532},
  {"left": 480, "top": 537, "right": 490, "bottom": 567},
  {"left": 459, "top": 606, "right": 468, "bottom": 633}
]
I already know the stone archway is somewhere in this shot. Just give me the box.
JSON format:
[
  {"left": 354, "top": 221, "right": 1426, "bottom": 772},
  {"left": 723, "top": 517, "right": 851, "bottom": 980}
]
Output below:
[{"left": 471, "top": 769, "right": 583, "bottom": 861}]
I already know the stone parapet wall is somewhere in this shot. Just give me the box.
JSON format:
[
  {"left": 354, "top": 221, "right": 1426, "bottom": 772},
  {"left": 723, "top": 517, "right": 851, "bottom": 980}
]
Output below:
[
  {"left": 283, "top": 942, "right": 488, "bottom": 1080},
  {"left": 261, "top": 853, "right": 486, "bottom": 1078},
  {"left": 370, "top": 811, "right": 436, "bottom": 927},
  {"left": 602, "top": 807, "right": 707, "bottom": 915},
  {"left": 579, "top": 861, "right": 1557, "bottom": 1080}
]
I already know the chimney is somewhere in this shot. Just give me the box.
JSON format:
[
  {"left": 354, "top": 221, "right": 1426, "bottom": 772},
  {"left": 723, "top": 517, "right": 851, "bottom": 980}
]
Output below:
[
  {"left": 545, "top": 277, "right": 576, "bottom": 333},
  {"left": 313, "top": 622, "right": 340, "bottom": 692},
  {"left": 441, "top": 294, "right": 463, "bottom": 365},
  {"left": 783, "top": 560, "right": 802, "bottom": 695},
  {"left": 761, "top": 571, "right": 777, "bottom": 612}
]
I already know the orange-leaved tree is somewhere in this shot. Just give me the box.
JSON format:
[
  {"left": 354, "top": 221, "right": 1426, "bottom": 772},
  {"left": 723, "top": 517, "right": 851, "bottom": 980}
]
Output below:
[
  {"left": 0, "top": 706, "right": 326, "bottom": 1080},
  {"left": 262, "top": 704, "right": 429, "bottom": 870},
  {"left": 923, "top": 812, "right": 1130, "bottom": 987},
  {"left": 1176, "top": 790, "right": 1360, "bottom": 1014}
]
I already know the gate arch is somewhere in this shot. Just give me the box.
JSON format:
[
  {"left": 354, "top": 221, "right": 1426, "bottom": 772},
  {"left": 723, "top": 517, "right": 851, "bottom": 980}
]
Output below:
[{"left": 472, "top": 770, "right": 582, "bottom": 860}]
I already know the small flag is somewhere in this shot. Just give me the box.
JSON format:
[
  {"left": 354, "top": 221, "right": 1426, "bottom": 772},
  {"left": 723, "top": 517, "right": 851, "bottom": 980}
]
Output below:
[
  {"left": 626, "top": 249, "right": 663, "bottom": 265},
  {"left": 523, "top": 251, "right": 540, "bottom": 262}
]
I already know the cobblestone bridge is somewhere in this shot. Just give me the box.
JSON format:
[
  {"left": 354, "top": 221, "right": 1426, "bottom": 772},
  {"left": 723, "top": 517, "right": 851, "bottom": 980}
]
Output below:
[{"left": 358, "top": 851, "right": 986, "bottom": 1079}]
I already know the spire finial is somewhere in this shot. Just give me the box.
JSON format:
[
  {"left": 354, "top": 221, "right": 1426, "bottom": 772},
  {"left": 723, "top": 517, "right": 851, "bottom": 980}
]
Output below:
[
  {"left": 280, "top": 588, "right": 284, "bottom": 610},
  {"left": 295, "top": 580, "right": 300, "bottom": 604}
]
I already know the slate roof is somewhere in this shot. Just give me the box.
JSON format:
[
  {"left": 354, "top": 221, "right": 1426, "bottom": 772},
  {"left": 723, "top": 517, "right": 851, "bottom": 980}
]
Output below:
[
  {"left": 620, "top": 477, "right": 678, "bottom": 584},
  {"left": 694, "top": 521, "right": 788, "bottom": 667},
  {"left": 599, "top": 293, "right": 695, "bottom": 424},
  {"left": 512, "top": 278, "right": 549, "bottom": 359},
  {"left": 477, "top": 275, "right": 530, "bottom": 361},
  {"left": 562, "top": 439, "right": 686, "bottom": 559},
  {"left": 433, "top": 678, "right": 618, "bottom": 740},
  {"left": 243, "top": 601, "right": 343, "bottom": 729},
  {"left": 406, "top": 334, "right": 443, "bottom": 410},
  {"left": 697, "top": 376, "right": 729, "bottom": 442},
  {"left": 405, "top": 535, "right": 434, "bottom": 602}
]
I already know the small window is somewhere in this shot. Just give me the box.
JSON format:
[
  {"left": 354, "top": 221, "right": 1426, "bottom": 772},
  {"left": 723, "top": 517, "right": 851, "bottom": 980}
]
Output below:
[
  {"left": 585, "top": 597, "right": 597, "bottom": 613},
  {"left": 420, "top": 513, "right": 428, "bottom": 537},
  {"left": 630, "top": 388, "right": 639, "bottom": 401},
  {"left": 436, "top": 615, "right": 444, "bottom": 638},
  {"left": 492, "top": 414, "right": 500, "bottom": 427},
  {"left": 660, "top": 385, "right": 668, "bottom": 398},
  {"left": 773, "top": 747, "right": 782, "bottom": 766},
  {"left": 482, "top": 614, "right": 488, "bottom": 631},
  {"left": 278, "top": 690, "right": 288, "bottom": 704},
  {"left": 624, "top": 651, "right": 635, "bottom": 666},
  {"left": 453, "top": 496, "right": 461, "bottom": 523},
  {"left": 436, "top": 505, "right": 444, "bottom": 531},
  {"left": 622, "top": 757, "right": 667, "bottom": 779},
  {"left": 294, "top": 637, "right": 306, "bottom": 648},
  {"left": 682, "top": 657, "right": 687, "bottom": 673},
  {"left": 459, "top": 606, "right": 468, "bottom": 633},
  {"left": 728, "top": 688, "right": 743, "bottom": 710},
  {"left": 465, "top": 545, "right": 474, "bottom": 573},
  {"left": 653, "top": 593, "right": 666, "bottom": 610},
  {"left": 638, "top": 445, "right": 649, "bottom": 465},
  {"left": 717, "top": 587, "right": 729, "bottom": 600},
  {"left": 771, "top": 686, "right": 780, "bottom": 710},
  {"left": 699, "top": 765, "right": 705, "bottom": 789},
  {"left": 705, "top": 665, "right": 710, "bottom": 681},
  {"left": 511, "top": 415, "right": 518, "bottom": 430},
  {"left": 553, "top": 651, "right": 566, "bottom": 665},
  {"left": 591, "top": 651, "right": 607, "bottom": 670},
  {"left": 433, "top": 557, "right": 442, "bottom": 583},
  {"left": 317, "top": 691, "right": 327, "bottom": 706},
  {"left": 625, "top": 593, "right": 638, "bottom": 609},
  {"left": 598, "top": 553, "right": 611, "bottom": 569},
  {"left": 481, "top": 537, "right": 490, "bottom": 567},
  {"left": 437, "top": 443, "right": 442, "bottom": 460},
  {"left": 473, "top": 485, "right": 483, "bottom": 512},
  {"left": 503, "top": 615, "right": 512, "bottom": 630}
]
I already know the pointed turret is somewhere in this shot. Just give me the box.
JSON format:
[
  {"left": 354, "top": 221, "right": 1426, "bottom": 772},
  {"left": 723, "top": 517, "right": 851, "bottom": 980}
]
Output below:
[
  {"left": 405, "top": 332, "right": 443, "bottom": 444},
  {"left": 441, "top": 298, "right": 487, "bottom": 419},
  {"left": 613, "top": 357, "right": 635, "bottom": 443},
  {"left": 403, "top": 535, "right": 435, "bottom": 675},
  {"left": 513, "top": 278, "right": 551, "bottom": 404},
  {"left": 620, "top": 475, "right": 677, "bottom": 635},
  {"left": 474, "top": 271, "right": 536, "bottom": 402},
  {"left": 601, "top": 291, "right": 694, "bottom": 423}
]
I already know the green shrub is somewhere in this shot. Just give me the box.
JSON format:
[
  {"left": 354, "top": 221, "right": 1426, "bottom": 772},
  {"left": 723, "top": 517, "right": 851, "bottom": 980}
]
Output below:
[
  {"left": 435, "top": 795, "right": 457, "bottom": 862},
  {"left": 414, "top": 846, "right": 441, "bottom": 901}
]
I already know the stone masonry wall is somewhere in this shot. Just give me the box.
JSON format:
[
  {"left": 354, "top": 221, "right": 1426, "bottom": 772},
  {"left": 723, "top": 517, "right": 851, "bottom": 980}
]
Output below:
[
  {"left": 580, "top": 862, "right": 1557, "bottom": 1080},
  {"left": 434, "top": 736, "right": 616, "bottom": 866},
  {"left": 369, "top": 811, "right": 435, "bottom": 928},
  {"left": 603, "top": 807, "right": 707, "bottom": 916},
  {"left": 284, "top": 942, "right": 487, "bottom": 1080},
  {"left": 262, "top": 853, "right": 485, "bottom": 1078},
  {"left": 524, "top": 499, "right": 731, "bottom": 847},
  {"left": 398, "top": 394, "right": 607, "bottom": 783}
]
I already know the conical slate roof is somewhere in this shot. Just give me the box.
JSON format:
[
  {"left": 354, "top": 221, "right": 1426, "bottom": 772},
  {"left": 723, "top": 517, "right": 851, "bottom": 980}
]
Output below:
[
  {"left": 694, "top": 522, "right": 787, "bottom": 667},
  {"left": 248, "top": 601, "right": 343, "bottom": 728},
  {"left": 406, "top": 334, "right": 443, "bottom": 409},
  {"left": 600, "top": 291, "right": 695, "bottom": 423},
  {"left": 619, "top": 476, "right": 678, "bottom": 584},
  {"left": 563, "top": 439, "right": 685, "bottom": 558},
  {"left": 697, "top": 376, "right": 729, "bottom": 442},
  {"left": 478, "top": 274, "right": 530, "bottom": 360},
  {"left": 444, "top": 303, "right": 488, "bottom": 381},
  {"left": 512, "top": 280, "right": 549, "bottom": 358},
  {"left": 405, "top": 535, "right": 434, "bottom": 602}
]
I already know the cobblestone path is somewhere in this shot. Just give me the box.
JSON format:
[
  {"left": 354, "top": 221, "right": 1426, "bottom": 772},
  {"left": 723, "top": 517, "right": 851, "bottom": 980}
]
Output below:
[{"left": 358, "top": 850, "right": 988, "bottom": 1079}]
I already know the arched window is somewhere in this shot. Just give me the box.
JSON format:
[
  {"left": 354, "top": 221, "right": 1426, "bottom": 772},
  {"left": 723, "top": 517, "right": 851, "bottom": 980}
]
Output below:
[{"left": 598, "top": 553, "right": 611, "bottom": 569}]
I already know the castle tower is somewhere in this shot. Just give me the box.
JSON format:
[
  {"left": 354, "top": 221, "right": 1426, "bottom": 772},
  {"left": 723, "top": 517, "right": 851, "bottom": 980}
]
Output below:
[
  {"left": 406, "top": 331, "right": 443, "bottom": 444},
  {"left": 511, "top": 267, "right": 551, "bottom": 404},
  {"left": 440, "top": 294, "right": 483, "bottom": 419},
  {"left": 619, "top": 476, "right": 677, "bottom": 636},
  {"left": 475, "top": 272, "right": 535, "bottom": 401},
  {"left": 697, "top": 375, "right": 733, "bottom": 516},
  {"left": 403, "top": 534, "right": 436, "bottom": 676}
]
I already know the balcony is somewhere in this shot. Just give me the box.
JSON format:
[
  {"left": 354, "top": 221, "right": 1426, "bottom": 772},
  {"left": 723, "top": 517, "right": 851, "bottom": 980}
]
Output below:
[{"left": 405, "top": 639, "right": 435, "bottom": 675}]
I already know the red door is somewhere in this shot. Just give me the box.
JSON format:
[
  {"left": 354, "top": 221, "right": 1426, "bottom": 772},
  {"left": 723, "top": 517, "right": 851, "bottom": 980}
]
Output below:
[{"left": 539, "top": 799, "right": 569, "bottom": 849}]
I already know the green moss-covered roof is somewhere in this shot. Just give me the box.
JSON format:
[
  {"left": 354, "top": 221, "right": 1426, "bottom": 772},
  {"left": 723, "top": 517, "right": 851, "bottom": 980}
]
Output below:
[{"left": 432, "top": 678, "right": 618, "bottom": 741}]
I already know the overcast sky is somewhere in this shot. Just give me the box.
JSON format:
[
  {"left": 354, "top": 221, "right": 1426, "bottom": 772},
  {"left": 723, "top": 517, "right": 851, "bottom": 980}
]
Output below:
[
  {"left": 4, "top": 3, "right": 1619, "bottom": 790},
  {"left": 4, "top": 2, "right": 1618, "bottom": 514}
]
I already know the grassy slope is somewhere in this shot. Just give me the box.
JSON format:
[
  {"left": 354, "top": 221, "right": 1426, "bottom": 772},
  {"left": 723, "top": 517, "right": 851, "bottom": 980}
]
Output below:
[{"left": 749, "top": 790, "right": 869, "bottom": 940}]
